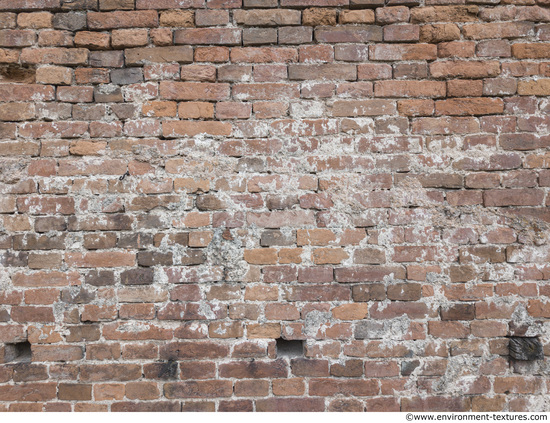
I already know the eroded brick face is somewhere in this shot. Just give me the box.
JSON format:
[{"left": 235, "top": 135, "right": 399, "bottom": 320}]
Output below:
[{"left": 0, "top": 0, "right": 549, "bottom": 413}]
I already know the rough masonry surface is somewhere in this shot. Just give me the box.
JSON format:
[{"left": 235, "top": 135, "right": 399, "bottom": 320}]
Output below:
[{"left": 0, "top": 0, "right": 550, "bottom": 413}]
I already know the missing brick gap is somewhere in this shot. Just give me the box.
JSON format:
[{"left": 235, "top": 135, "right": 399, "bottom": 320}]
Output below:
[
  {"left": 0, "top": 65, "right": 36, "bottom": 83},
  {"left": 276, "top": 338, "right": 303, "bottom": 358},
  {"left": 509, "top": 336, "right": 544, "bottom": 361},
  {"left": 4, "top": 341, "right": 32, "bottom": 363}
]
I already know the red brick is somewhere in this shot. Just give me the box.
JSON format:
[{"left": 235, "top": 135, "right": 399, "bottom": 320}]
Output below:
[
  {"left": 403, "top": 396, "right": 470, "bottom": 412},
  {"left": 428, "top": 322, "right": 470, "bottom": 339},
  {"left": 370, "top": 44, "right": 436, "bottom": 61},
  {"left": 160, "top": 81, "right": 229, "bottom": 101},
  {"left": 412, "top": 117, "right": 480, "bottom": 135},
  {"left": 163, "top": 121, "right": 231, "bottom": 137},
  {"left": 0, "top": 29, "right": 36, "bottom": 47},
  {"left": 384, "top": 24, "right": 419, "bottom": 42},
  {"left": 111, "top": 29, "right": 148, "bottom": 48},
  {"left": 463, "top": 22, "right": 534, "bottom": 40},
  {"left": 231, "top": 47, "right": 297, "bottom": 63},
  {"left": 33, "top": 345, "right": 84, "bottom": 361},
  {"left": 235, "top": 9, "right": 300, "bottom": 26},
  {"left": 165, "top": 381, "right": 233, "bottom": 399},
  {"left": 175, "top": 28, "right": 241, "bottom": 45},
  {"left": 494, "top": 377, "right": 544, "bottom": 394},
  {"left": 0, "top": 383, "right": 57, "bottom": 402},
  {"left": 309, "top": 378, "right": 379, "bottom": 396},
  {"left": 80, "top": 364, "right": 141, "bottom": 381},
  {"left": 375, "top": 80, "right": 445, "bottom": 98},
  {"left": 410, "top": 6, "right": 479, "bottom": 23},
  {"left": 272, "top": 378, "right": 305, "bottom": 396},
  {"left": 256, "top": 398, "right": 325, "bottom": 412},
  {"left": 447, "top": 78, "right": 481, "bottom": 97},
  {"left": 65, "top": 252, "right": 135, "bottom": 268},
  {"left": 335, "top": 266, "right": 406, "bottom": 282},
  {"left": 88, "top": 11, "right": 158, "bottom": 29},
  {"left": 420, "top": 24, "right": 460, "bottom": 43},
  {"left": 484, "top": 189, "right": 544, "bottom": 207},
  {"left": 435, "top": 98, "right": 504, "bottom": 116},
  {"left": 430, "top": 61, "right": 501, "bottom": 79},
  {"left": 126, "top": 47, "right": 193, "bottom": 65},
  {"left": 315, "top": 26, "right": 382, "bottom": 43},
  {"left": 20, "top": 47, "right": 88, "bottom": 65}
]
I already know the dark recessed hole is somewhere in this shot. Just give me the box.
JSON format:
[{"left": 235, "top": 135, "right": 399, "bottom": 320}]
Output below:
[
  {"left": 276, "top": 338, "right": 303, "bottom": 358},
  {"left": 4, "top": 341, "right": 32, "bottom": 363},
  {"left": 0, "top": 65, "right": 35, "bottom": 83},
  {"left": 509, "top": 337, "right": 543, "bottom": 361}
]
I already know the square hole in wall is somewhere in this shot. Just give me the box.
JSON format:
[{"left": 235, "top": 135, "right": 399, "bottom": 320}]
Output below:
[
  {"left": 276, "top": 338, "right": 303, "bottom": 358},
  {"left": 3, "top": 341, "right": 32, "bottom": 363},
  {"left": 509, "top": 336, "right": 543, "bottom": 361}
]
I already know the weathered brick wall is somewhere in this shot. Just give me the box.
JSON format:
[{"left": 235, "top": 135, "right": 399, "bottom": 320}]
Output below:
[{"left": 0, "top": 0, "right": 550, "bottom": 413}]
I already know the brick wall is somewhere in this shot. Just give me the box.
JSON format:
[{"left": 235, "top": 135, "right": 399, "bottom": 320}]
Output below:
[{"left": 0, "top": 0, "right": 550, "bottom": 413}]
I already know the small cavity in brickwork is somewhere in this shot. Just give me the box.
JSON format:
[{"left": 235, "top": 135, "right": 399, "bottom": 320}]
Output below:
[
  {"left": 509, "top": 337, "right": 544, "bottom": 361},
  {"left": 3, "top": 341, "right": 31, "bottom": 364},
  {"left": 276, "top": 338, "right": 303, "bottom": 358}
]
